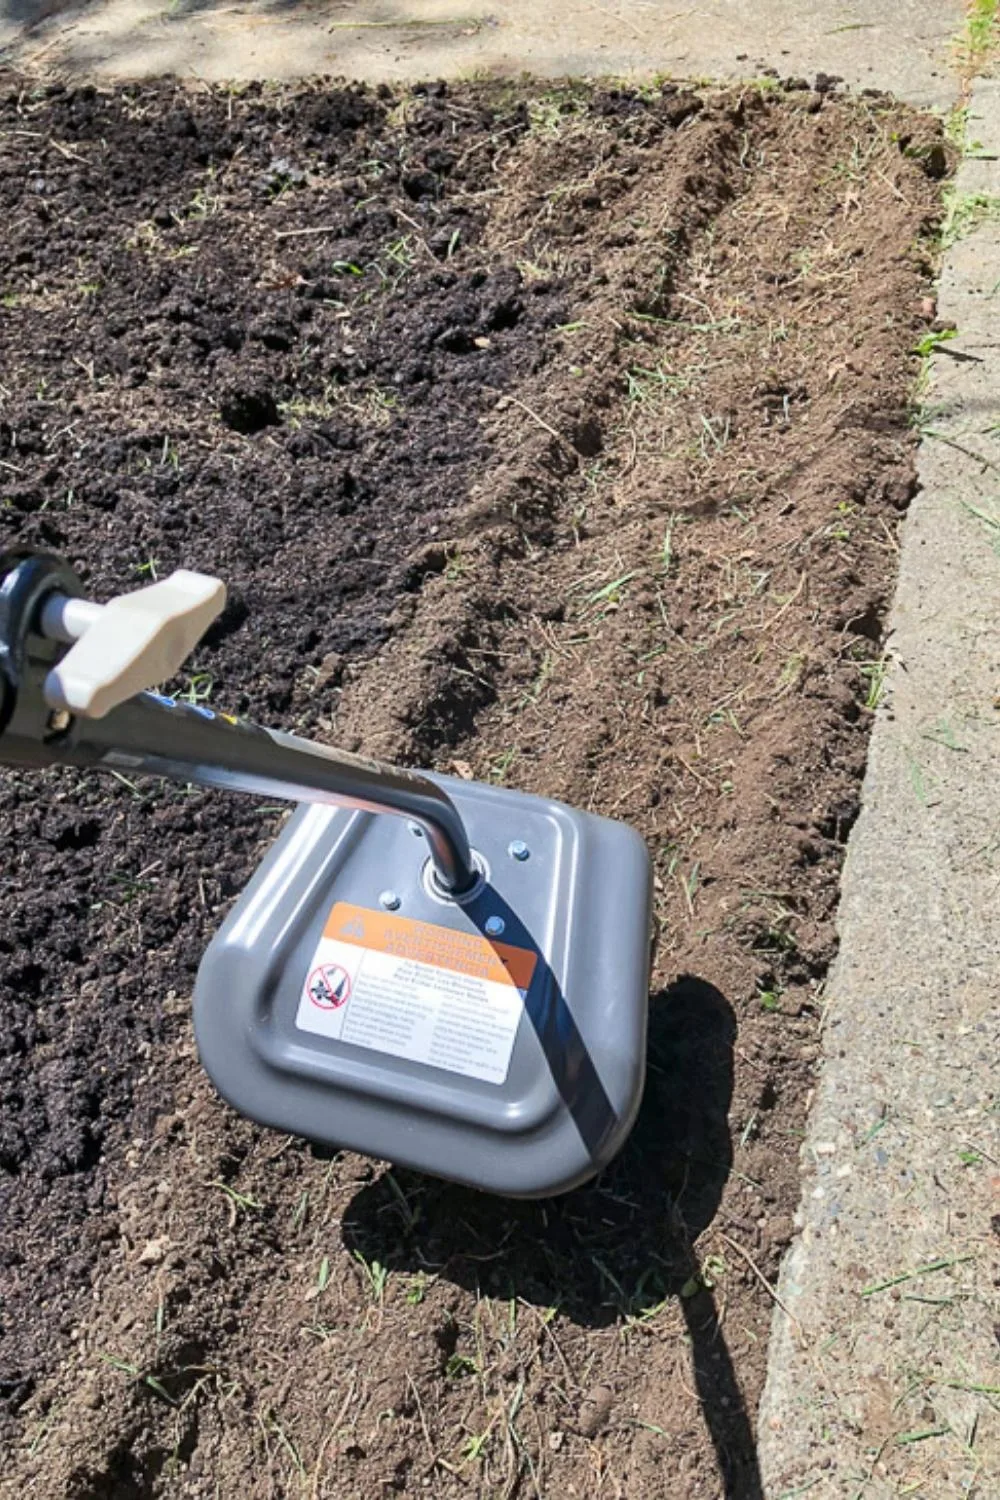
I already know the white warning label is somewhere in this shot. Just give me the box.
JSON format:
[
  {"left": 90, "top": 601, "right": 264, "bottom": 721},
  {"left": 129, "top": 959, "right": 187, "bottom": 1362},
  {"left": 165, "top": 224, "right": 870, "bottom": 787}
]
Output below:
[{"left": 295, "top": 903, "right": 537, "bottom": 1086}]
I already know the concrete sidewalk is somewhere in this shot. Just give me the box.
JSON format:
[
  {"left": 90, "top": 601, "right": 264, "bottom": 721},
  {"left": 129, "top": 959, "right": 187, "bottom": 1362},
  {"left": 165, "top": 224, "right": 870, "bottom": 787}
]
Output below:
[
  {"left": 758, "top": 77, "right": 1000, "bottom": 1499},
  {"left": 0, "top": 0, "right": 962, "bottom": 113}
]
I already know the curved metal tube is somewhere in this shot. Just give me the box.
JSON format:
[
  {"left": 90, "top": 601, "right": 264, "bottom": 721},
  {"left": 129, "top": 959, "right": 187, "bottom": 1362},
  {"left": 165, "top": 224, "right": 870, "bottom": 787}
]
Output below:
[
  {"left": 0, "top": 551, "right": 478, "bottom": 895},
  {"left": 60, "top": 696, "right": 479, "bottom": 894}
]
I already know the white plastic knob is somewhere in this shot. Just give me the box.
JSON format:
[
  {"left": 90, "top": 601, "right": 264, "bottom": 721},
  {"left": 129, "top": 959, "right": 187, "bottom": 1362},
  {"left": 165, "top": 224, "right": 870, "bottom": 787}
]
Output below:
[{"left": 43, "top": 570, "right": 227, "bottom": 719}]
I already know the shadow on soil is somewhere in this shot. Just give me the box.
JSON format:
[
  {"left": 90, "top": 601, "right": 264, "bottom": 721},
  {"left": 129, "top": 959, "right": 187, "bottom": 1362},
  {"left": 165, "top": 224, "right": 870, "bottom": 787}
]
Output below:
[{"left": 343, "top": 975, "right": 763, "bottom": 1499}]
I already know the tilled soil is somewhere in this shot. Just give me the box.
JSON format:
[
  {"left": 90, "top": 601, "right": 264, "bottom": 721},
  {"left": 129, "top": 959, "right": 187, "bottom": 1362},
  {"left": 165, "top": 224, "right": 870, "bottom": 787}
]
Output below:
[{"left": 0, "top": 72, "right": 945, "bottom": 1498}]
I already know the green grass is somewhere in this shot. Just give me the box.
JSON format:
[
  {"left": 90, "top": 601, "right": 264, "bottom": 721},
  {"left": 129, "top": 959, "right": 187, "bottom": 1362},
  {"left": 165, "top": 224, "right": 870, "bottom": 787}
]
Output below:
[
  {"left": 526, "top": 87, "right": 591, "bottom": 136},
  {"left": 961, "top": 496, "right": 1000, "bottom": 554},
  {"left": 208, "top": 1180, "right": 262, "bottom": 1224},
  {"left": 98, "top": 1352, "right": 178, "bottom": 1406},
  {"left": 325, "top": 14, "right": 487, "bottom": 30},
  {"left": 625, "top": 363, "right": 688, "bottom": 404},
  {"left": 176, "top": 672, "right": 214, "bottom": 706},
  {"left": 861, "top": 1254, "right": 976, "bottom": 1298},
  {"left": 281, "top": 382, "right": 398, "bottom": 429},
  {"left": 583, "top": 570, "right": 637, "bottom": 611},
  {"left": 941, "top": 188, "right": 1000, "bottom": 247},
  {"left": 405, "top": 1272, "right": 427, "bottom": 1305},
  {"left": 945, "top": 103, "right": 969, "bottom": 147},
  {"left": 913, "top": 326, "right": 958, "bottom": 358},
  {"left": 353, "top": 1249, "right": 389, "bottom": 1304},
  {"left": 488, "top": 746, "right": 518, "bottom": 784},
  {"left": 963, "top": 0, "right": 999, "bottom": 66},
  {"left": 857, "top": 655, "right": 889, "bottom": 711}
]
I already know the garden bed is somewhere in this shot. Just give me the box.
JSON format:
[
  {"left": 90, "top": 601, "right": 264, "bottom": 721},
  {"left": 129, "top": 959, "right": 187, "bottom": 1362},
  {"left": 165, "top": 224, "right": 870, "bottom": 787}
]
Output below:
[{"left": 0, "top": 71, "right": 945, "bottom": 1497}]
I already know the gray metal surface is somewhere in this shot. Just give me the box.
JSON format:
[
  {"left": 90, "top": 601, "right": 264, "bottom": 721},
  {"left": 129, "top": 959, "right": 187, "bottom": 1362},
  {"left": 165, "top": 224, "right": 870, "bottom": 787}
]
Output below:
[
  {"left": 2, "top": 644, "right": 477, "bottom": 893},
  {"left": 0, "top": 549, "right": 651, "bottom": 1197},
  {"left": 194, "top": 774, "right": 652, "bottom": 1197}
]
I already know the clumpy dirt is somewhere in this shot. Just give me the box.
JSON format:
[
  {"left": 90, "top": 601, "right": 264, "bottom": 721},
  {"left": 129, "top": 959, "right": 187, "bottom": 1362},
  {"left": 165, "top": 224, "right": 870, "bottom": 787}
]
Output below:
[{"left": 0, "top": 70, "right": 946, "bottom": 1498}]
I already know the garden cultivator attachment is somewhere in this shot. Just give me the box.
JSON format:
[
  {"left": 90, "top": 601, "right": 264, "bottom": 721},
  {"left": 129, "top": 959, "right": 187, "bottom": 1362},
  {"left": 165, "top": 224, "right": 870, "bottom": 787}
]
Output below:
[{"left": 0, "top": 550, "right": 652, "bottom": 1196}]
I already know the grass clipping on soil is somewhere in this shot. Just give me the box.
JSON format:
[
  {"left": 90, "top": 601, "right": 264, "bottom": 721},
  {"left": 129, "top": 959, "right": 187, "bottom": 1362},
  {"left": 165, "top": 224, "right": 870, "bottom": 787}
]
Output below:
[{"left": 0, "top": 72, "right": 946, "bottom": 1499}]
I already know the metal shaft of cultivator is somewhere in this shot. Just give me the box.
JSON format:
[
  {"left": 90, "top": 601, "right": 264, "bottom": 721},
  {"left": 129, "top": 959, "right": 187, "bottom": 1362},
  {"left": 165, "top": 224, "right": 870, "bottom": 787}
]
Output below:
[
  {"left": 65, "top": 695, "right": 478, "bottom": 896},
  {"left": 0, "top": 550, "right": 478, "bottom": 896}
]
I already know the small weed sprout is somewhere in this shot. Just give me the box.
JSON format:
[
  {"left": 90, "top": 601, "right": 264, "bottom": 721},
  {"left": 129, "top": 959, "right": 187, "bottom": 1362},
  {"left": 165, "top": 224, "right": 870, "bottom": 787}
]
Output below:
[
  {"left": 99, "top": 1352, "right": 178, "bottom": 1406},
  {"left": 353, "top": 1249, "right": 389, "bottom": 1304},
  {"left": 913, "top": 326, "right": 958, "bottom": 358},
  {"left": 857, "top": 656, "right": 889, "bottom": 711},
  {"left": 941, "top": 189, "right": 1000, "bottom": 249},
  {"left": 208, "top": 1180, "right": 262, "bottom": 1226},
  {"left": 700, "top": 1253, "right": 728, "bottom": 1288},
  {"left": 176, "top": 672, "right": 214, "bottom": 706},
  {"left": 489, "top": 746, "right": 518, "bottom": 784}
]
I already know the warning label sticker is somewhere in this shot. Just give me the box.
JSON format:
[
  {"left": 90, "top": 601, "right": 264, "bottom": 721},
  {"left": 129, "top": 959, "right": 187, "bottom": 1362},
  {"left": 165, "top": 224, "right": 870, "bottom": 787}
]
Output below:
[{"left": 295, "top": 902, "right": 537, "bottom": 1086}]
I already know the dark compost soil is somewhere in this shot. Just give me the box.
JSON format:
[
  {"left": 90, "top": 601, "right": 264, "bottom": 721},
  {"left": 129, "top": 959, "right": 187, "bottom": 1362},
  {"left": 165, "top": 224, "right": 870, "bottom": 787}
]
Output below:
[{"left": 0, "top": 72, "right": 946, "bottom": 1499}]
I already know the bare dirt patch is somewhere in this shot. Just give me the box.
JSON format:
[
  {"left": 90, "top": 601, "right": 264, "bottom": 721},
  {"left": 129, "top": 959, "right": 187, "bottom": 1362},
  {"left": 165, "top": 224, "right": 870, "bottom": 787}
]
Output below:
[{"left": 0, "top": 73, "right": 945, "bottom": 1498}]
